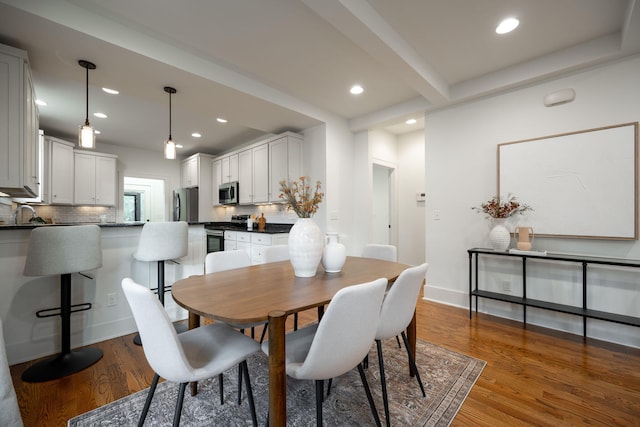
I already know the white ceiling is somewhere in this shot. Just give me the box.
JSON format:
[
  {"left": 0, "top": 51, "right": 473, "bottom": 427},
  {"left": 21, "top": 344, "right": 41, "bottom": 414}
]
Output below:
[{"left": 0, "top": 0, "right": 638, "bottom": 157}]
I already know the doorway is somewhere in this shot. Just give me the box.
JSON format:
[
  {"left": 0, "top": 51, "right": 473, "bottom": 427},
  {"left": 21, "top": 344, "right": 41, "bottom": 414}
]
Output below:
[
  {"left": 372, "top": 162, "right": 396, "bottom": 245},
  {"left": 123, "top": 177, "right": 166, "bottom": 222}
]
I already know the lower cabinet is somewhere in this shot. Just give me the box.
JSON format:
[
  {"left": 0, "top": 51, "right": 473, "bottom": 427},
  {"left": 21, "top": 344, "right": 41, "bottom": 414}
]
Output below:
[{"left": 223, "top": 230, "right": 288, "bottom": 264}]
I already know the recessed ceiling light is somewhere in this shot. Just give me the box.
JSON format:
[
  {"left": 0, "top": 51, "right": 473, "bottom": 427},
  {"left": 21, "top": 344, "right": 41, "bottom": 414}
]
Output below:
[
  {"left": 217, "top": 117, "right": 228, "bottom": 123},
  {"left": 102, "top": 87, "right": 119, "bottom": 95},
  {"left": 192, "top": 132, "right": 202, "bottom": 138},
  {"left": 35, "top": 99, "right": 47, "bottom": 106},
  {"left": 405, "top": 118, "right": 417, "bottom": 125},
  {"left": 350, "top": 85, "right": 364, "bottom": 95},
  {"left": 94, "top": 130, "right": 101, "bottom": 135},
  {"left": 93, "top": 112, "right": 107, "bottom": 119},
  {"left": 496, "top": 17, "right": 519, "bottom": 34},
  {"left": 176, "top": 144, "right": 183, "bottom": 149}
]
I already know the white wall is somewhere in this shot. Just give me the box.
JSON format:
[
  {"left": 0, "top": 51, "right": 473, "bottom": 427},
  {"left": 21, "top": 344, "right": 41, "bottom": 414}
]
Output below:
[
  {"left": 424, "top": 55, "right": 640, "bottom": 348},
  {"left": 398, "top": 130, "right": 426, "bottom": 265}
]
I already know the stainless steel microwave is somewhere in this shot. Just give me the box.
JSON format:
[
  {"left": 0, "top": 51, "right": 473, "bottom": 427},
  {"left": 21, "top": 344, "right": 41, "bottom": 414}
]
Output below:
[{"left": 219, "top": 181, "right": 239, "bottom": 204}]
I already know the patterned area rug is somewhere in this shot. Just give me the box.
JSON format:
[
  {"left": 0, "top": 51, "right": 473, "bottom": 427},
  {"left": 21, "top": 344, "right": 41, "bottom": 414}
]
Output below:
[{"left": 68, "top": 339, "right": 485, "bottom": 426}]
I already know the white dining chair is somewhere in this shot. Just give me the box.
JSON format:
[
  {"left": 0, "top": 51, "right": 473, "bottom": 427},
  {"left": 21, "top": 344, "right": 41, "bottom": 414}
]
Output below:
[
  {"left": 361, "top": 243, "right": 398, "bottom": 262},
  {"left": 205, "top": 250, "right": 267, "bottom": 404},
  {"left": 0, "top": 318, "right": 23, "bottom": 427},
  {"left": 262, "top": 278, "right": 388, "bottom": 426},
  {"left": 122, "top": 278, "right": 260, "bottom": 427},
  {"left": 261, "top": 245, "right": 302, "bottom": 330},
  {"left": 375, "top": 263, "right": 429, "bottom": 426}
]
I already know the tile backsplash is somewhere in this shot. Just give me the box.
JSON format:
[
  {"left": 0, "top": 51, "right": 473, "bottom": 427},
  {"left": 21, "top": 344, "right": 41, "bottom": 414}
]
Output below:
[{"left": 0, "top": 200, "right": 116, "bottom": 225}]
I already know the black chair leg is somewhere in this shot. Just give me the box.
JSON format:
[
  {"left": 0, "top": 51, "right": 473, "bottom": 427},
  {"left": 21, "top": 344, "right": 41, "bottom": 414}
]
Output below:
[
  {"left": 259, "top": 323, "right": 268, "bottom": 343},
  {"left": 395, "top": 335, "right": 402, "bottom": 348},
  {"left": 376, "top": 340, "right": 391, "bottom": 427},
  {"left": 315, "top": 379, "right": 324, "bottom": 426},
  {"left": 241, "top": 361, "right": 258, "bottom": 427},
  {"left": 139, "top": 373, "right": 160, "bottom": 427},
  {"left": 401, "top": 331, "right": 426, "bottom": 397},
  {"left": 237, "top": 364, "right": 243, "bottom": 405},
  {"left": 357, "top": 363, "right": 382, "bottom": 427},
  {"left": 218, "top": 373, "right": 224, "bottom": 405},
  {"left": 173, "top": 382, "right": 187, "bottom": 427},
  {"left": 326, "top": 378, "right": 333, "bottom": 397}
]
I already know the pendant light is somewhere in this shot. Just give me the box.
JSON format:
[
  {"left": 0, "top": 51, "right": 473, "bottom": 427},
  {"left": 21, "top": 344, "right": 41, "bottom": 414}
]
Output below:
[
  {"left": 78, "top": 60, "right": 96, "bottom": 149},
  {"left": 163, "top": 86, "right": 177, "bottom": 160}
]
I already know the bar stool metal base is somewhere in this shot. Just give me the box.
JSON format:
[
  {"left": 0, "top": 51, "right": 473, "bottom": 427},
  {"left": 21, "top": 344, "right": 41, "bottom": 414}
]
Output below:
[{"left": 21, "top": 347, "right": 103, "bottom": 383}]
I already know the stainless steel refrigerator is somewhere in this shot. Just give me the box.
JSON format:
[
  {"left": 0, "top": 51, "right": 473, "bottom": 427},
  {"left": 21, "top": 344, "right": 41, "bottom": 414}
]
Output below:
[{"left": 173, "top": 187, "right": 199, "bottom": 222}]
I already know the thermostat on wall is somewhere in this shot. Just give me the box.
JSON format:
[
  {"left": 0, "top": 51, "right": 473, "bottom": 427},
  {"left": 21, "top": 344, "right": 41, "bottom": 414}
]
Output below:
[{"left": 416, "top": 192, "right": 426, "bottom": 202}]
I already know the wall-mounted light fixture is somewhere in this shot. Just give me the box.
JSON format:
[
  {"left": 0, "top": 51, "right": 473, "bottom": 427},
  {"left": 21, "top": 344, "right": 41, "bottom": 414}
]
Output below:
[
  {"left": 78, "top": 60, "right": 96, "bottom": 148},
  {"left": 163, "top": 86, "right": 177, "bottom": 160},
  {"left": 544, "top": 88, "right": 575, "bottom": 107}
]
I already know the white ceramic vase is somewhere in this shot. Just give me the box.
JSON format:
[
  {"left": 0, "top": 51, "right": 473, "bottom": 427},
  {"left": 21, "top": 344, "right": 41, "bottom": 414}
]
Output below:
[
  {"left": 489, "top": 218, "right": 511, "bottom": 251},
  {"left": 288, "top": 218, "right": 324, "bottom": 277},
  {"left": 321, "top": 232, "right": 346, "bottom": 273}
]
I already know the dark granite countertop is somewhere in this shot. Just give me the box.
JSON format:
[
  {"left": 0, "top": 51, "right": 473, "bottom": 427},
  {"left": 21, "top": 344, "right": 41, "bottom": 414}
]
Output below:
[
  {"left": 0, "top": 222, "right": 148, "bottom": 230},
  {"left": 0, "top": 221, "right": 293, "bottom": 232},
  {"left": 203, "top": 221, "right": 293, "bottom": 234}
]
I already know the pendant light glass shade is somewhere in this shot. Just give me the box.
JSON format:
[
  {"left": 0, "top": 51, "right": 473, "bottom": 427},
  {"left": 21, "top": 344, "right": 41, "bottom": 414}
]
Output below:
[
  {"left": 164, "top": 139, "right": 176, "bottom": 160},
  {"left": 163, "top": 86, "right": 177, "bottom": 160},
  {"left": 78, "top": 60, "right": 96, "bottom": 149}
]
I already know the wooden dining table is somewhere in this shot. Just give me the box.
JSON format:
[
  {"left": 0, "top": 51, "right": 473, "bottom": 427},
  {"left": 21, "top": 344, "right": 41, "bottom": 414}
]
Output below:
[{"left": 171, "top": 255, "right": 414, "bottom": 426}]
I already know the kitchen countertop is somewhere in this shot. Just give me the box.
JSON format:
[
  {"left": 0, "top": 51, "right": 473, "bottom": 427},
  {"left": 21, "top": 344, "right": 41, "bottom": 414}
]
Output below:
[{"left": 0, "top": 221, "right": 294, "bottom": 232}]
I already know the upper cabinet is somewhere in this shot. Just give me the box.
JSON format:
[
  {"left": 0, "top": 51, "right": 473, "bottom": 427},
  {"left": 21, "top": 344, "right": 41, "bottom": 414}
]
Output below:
[
  {"left": 220, "top": 154, "right": 239, "bottom": 184},
  {"left": 268, "top": 134, "right": 302, "bottom": 203},
  {"left": 211, "top": 132, "right": 302, "bottom": 207},
  {"left": 43, "top": 136, "right": 75, "bottom": 205},
  {"left": 74, "top": 150, "right": 117, "bottom": 206},
  {"left": 181, "top": 156, "right": 198, "bottom": 188},
  {"left": 0, "top": 43, "right": 40, "bottom": 198},
  {"left": 238, "top": 144, "right": 269, "bottom": 204},
  {"left": 180, "top": 153, "right": 213, "bottom": 221}
]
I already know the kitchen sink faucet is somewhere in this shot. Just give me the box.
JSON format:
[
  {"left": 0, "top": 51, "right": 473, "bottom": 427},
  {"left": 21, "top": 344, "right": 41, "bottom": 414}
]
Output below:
[{"left": 12, "top": 205, "right": 37, "bottom": 225}]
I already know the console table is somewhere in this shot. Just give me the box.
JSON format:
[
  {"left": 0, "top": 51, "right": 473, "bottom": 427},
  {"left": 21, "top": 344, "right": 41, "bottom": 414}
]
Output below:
[{"left": 468, "top": 248, "right": 640, "bottom": 336}]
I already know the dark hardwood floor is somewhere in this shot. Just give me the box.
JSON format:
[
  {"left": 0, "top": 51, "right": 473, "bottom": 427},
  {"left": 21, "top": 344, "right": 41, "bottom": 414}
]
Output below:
[{"left": 9, "top": 300, "right": 640, "bottom": 426}]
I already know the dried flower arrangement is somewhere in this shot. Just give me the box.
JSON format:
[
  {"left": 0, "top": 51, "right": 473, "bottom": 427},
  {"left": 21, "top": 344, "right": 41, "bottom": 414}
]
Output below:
[
  {"left": 472, "top": 194, "right": 532, "bottom": 219},
  {"left": 279, "top": 176, "right": 324, "bottom": 218}
]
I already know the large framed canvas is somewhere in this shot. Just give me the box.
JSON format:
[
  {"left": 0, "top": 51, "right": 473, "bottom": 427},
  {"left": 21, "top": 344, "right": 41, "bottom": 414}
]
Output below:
[{"left": 498, "top": 122, "right": 638, "bottom": 239}]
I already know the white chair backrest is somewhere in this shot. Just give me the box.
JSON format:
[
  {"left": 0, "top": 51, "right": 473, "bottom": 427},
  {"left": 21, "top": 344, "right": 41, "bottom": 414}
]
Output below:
[
  {"left": 0, "top": 318, "right": 23, "bottom": 427},
  {"left": 361, "top": 244, "right": 397, "bottom": 262},
  {"left": 134, "top": 221, "right": 188, "bottom": 262},
  {"left": 121, "top": 278, "right": 193, "bottom": 383},
  {"left": 205, "top": 250, "right": 251, "bottom": 274},
  {"left": 294, "top": 278, "right": 387, "bottom": 380},
  {"left": 376, "top": 263, "right": 428, "bottom": 340},
  {"left": 262, "top": 245, "right": 289, "bottom": 263},
  {"left": 24, "top": 225, "right": 102, "bottom": 276}
]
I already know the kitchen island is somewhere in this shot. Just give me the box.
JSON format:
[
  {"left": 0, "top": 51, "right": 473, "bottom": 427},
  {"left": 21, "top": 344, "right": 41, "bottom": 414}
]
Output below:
[{"left": 0, "top": 223, "right": 205, "bottom": 366}]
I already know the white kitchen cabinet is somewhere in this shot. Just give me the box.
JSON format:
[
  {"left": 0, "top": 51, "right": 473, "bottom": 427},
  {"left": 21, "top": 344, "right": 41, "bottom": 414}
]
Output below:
[
  {"left": 238, "top": 144, "right": 269, "bottom": 204},
  {"left": 224, "top": 230, "right": 288, "bottom": 264},
  {"left": 269, "top": 133, "right": 302, "bottom": 202},
  {"left": 43, "top": 136, "right": 74, "bottom": 204},
  {"left": 220, "top": 154, "right": 238, "bottom": 183},
  {"left": 180, "top": 153, "right": 213, "bottom": 221},
  {"left": 250, "top": 233, "right": 289, "bottom": 264},
  {"left": 180, "top": 156, "right": 198, "bottom": 188},
  {"left": 0, "top": 43, "right": 40, "bottom": 198},
  {"left": 74, "top": 150, "right": 117, "bottom": 206},
  {"left": 212, "top": 158, "right": 222, "bottom": 206}
]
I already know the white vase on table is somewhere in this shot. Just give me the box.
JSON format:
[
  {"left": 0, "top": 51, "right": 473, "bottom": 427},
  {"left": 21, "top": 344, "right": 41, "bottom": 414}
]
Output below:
[
  {"left": 288, "top": 218, "right": 324, "bottom": 277},
  {"left": 322, "top": 232, "right": 346, "bottom": 273},
  {"left": 488, "top": 218, "right": 511, "bottom": 251}
]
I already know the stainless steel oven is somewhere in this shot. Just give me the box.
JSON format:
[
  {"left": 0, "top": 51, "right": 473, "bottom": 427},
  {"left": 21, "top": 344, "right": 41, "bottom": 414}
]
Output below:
[{"left": 205, "top": 229, "right": 224, "bottom": 253}]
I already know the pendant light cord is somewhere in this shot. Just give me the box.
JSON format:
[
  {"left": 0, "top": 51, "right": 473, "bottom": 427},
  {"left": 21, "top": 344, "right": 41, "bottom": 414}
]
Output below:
[
  {"left": 168, "top": 90, "right": 172, "bottom": 140},
  {"left": 85, "top": 65, "right": 90, "bottom": 126}
]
